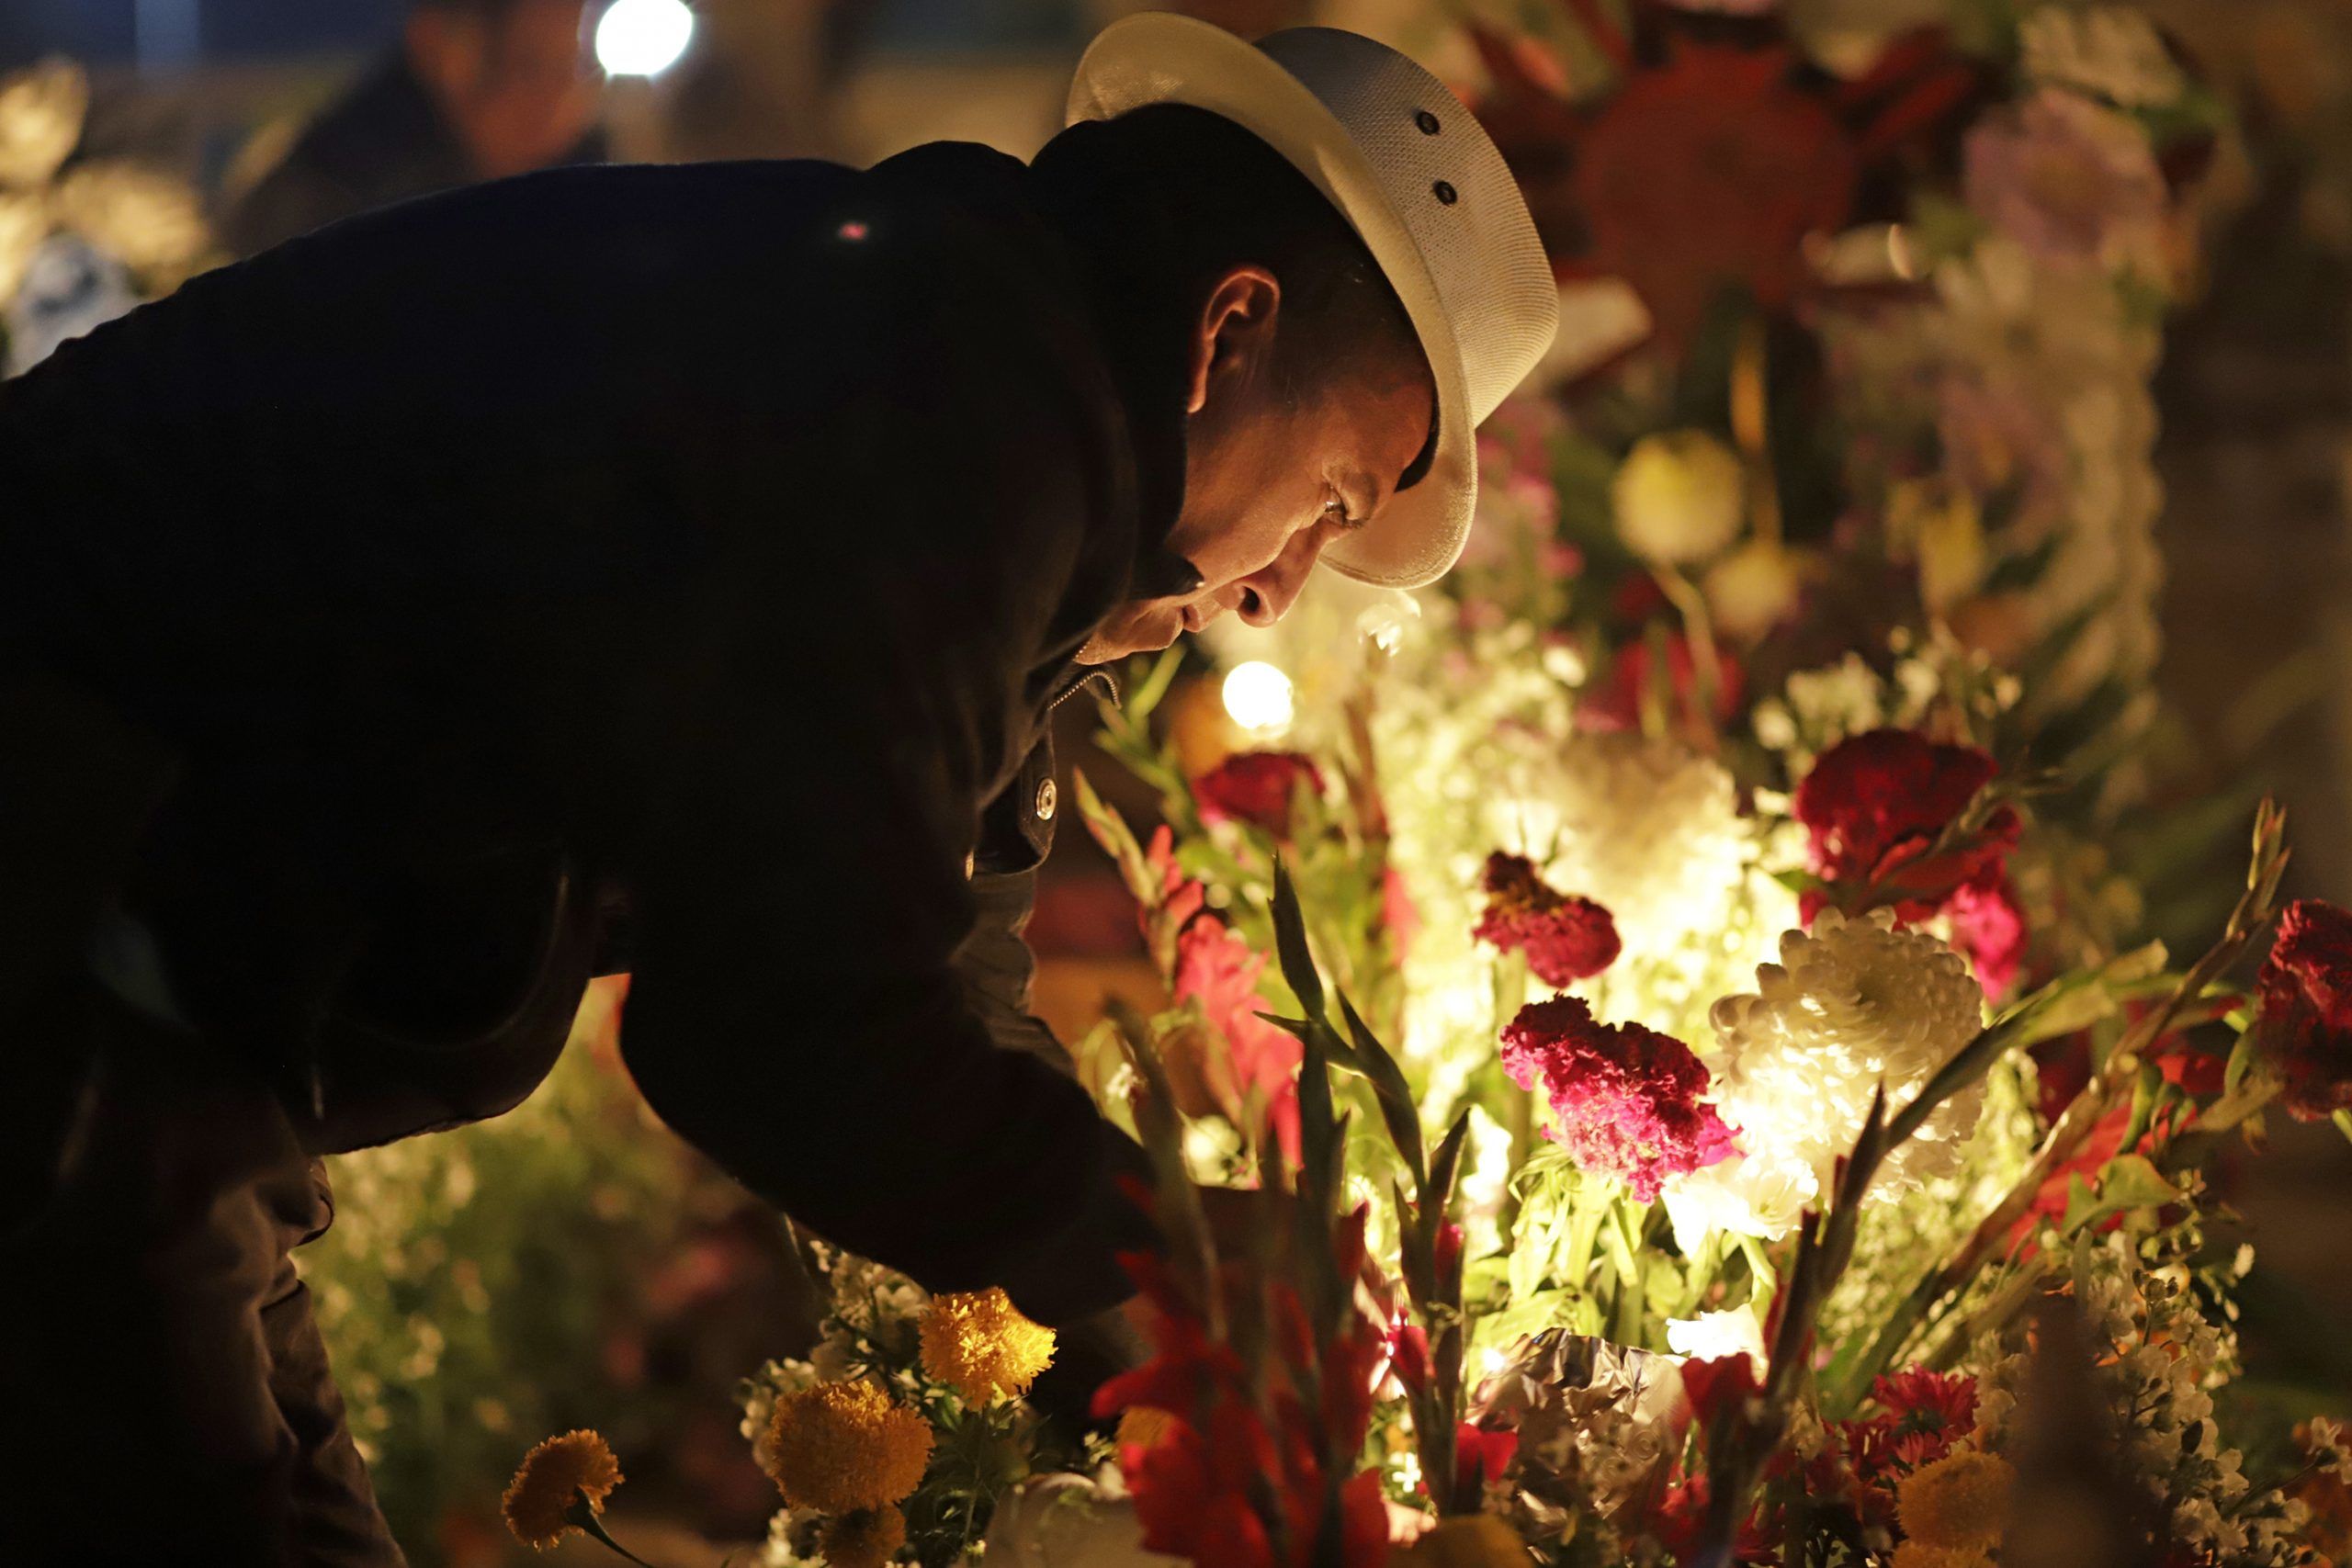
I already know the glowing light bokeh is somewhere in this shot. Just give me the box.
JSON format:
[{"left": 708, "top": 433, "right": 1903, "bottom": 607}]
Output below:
[
  {"left": 1221, "top": 660, "right": 1295, "bottom": 734},
  {"left": 595, "top": 0, "right": 694, "bottom": 76}
]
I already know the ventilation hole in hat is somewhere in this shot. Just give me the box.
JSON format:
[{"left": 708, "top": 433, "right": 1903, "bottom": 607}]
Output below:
[
  {"left": 1432, "top": 180, "right": 1458, "bottom": 205},
  {"left": 1414, "top": 109, "right": 1441, "bottom": 134}
]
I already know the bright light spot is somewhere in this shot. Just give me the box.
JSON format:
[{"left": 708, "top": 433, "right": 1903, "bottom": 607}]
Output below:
[
  {"left": 1222, "top": 660, "right": 1294, "bottom": 734},
  {"left": 595, "top": 0, "right": 694, "bottom": 76},
  {"left": 1481, "top": 1347, "right": 1509, "bottom": 1376}
]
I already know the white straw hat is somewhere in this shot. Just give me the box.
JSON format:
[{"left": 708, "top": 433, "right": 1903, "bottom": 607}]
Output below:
[{"left": 1068, "top": 15, "right": 1558, "bottom": 589}]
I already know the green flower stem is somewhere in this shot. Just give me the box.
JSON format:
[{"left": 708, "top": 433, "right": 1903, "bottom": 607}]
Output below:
[{"left": 569, "top": 1493, "right": 660, "bottom": 1568}]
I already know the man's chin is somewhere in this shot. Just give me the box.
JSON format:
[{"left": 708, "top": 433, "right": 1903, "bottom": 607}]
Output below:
[{"left": 1077, "top": 605, "right": 1186, "bottom": 665}]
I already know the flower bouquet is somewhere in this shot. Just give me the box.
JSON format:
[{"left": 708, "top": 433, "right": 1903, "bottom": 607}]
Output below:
[{"left": 492, "top": 1, "right": 2352, "bottom": 1562}]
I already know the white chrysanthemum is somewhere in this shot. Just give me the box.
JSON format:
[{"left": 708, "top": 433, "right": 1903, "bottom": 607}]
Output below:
[
  {"left": 1612, "top": 430, "right": 1746, "bottom": 566},
  {"left": 1706, "top": 910, "right": 1987, "bottom": 1214},
  {"left": 2019, "top": 7, "right": 2187, "bottom": 109}
]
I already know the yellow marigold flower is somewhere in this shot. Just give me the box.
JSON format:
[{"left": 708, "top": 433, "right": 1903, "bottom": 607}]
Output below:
[
  {"left": 1115, "top": 1406, "right": 1178, "bottom": 1450},
  {"left": 1897, "top": 1450, "right": 2016, "bottom": 1551},
  {"left": 821, "top": 1505, "right": 908, "bottom": 1568},
  {"left": 763, "top": 1381, "right": 933, "bottom": 1513},
  {"left": 501, "top": 1429, "right": 622, "bottom": 1550},
  {"left": 1891, "top": 1542, "right": 1990, "bottom": 1568},
  {"left": 1395, "top": 1516, "right": 1529, "bottom": 1568},
  {"left": 918, "top": 1287, "right": 1057, "bottom": 1404}
]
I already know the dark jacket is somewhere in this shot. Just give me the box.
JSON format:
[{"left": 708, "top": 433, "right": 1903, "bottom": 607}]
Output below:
[
  {"left": 225, "top": 51, "right": 610, "bottom": 258},
  {"left": 0, "top": 142, "right": 1187, "bottom": 1325}
]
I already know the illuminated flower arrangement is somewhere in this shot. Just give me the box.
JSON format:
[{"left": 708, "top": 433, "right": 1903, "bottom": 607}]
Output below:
[
  {"left": 656, "top": 2, "right": 2334, "bottom": 1562},
  {"left": 967, "top": 2, "right": 2345, "bottom": 1562}
]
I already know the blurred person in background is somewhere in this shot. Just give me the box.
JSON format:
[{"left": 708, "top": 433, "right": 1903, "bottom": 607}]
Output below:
[{"left": 224, "top": 0, "right": 606, "bottom": 256}]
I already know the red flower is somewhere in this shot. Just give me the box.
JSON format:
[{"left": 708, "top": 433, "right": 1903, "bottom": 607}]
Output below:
[
  {"left": 1501, "top": 996, "right": 1737, "bottom": 1201},
  {"left": 1455, "top": 1423, "right": 1520, "bottom": 1497},
  {"left": 1571, "top": 41, "right": 1860, "bottom": 349},
  {"left": 1098, "top": 1212, "right": 1390, "bottom": 1568},
  {"left": 2030, "top": 1031, "right": 2094, "bottom": 1122},
  {"left": 1472, "top": 6, "right": 1989, "bottom": 357},
  {"left": 1172, "top": 915, "right": 1304, "bottom": 1163},
  {"left": 1474, "top": 852, "right": 1623, "bottom": 987},
  {"left": 1194, "top": 751, "right": 1327, "bottom": 838},
  {"left": 1679, "top": 1354, "right": 1764, "bottom": 1427},
  {"left": 1794, "top": 728, "right": 2019, "bottom": 924},
  {"left": 1580, "top": 633, "right": 1745, "bottom": 738},
  {"left": 1387, "top": 1321, "right": 1432, "bottom": 1394},
  {"left": 2255, "top": 899, "right": 2352, "bottom": 1121}
]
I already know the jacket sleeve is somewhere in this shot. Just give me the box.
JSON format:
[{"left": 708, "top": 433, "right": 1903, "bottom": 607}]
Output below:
[{"left": 615, "top": 199, "right": 1156, "bottom": 1326}]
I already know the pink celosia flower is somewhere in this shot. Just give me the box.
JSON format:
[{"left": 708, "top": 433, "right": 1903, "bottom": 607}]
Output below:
[
  {"left": 1474, "top": 852, "right": 1623, "bottom": 987},
  {"left": 1499, "top": 996, "right": 1737, "bottom": 1201},
  {"left": 1945, "top": 872, "right": 2028, "bottom": 1001}
]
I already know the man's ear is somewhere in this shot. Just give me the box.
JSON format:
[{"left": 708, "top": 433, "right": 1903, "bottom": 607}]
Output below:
[
  {"left": 405, "top": 7, "right": 490, "bottom": 99},
  {"left": 1185, "top": 265, "right": 1282, "bottom": 416}
]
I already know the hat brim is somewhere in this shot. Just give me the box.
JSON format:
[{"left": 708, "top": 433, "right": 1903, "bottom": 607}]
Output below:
[{"left": 1068, "top": 14, "right": 1476, "bottom": 591}]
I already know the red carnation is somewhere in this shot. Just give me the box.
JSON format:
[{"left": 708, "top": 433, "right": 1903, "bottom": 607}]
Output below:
[
  {"left": 2255, "top": 899, "right": 2352, "bottom": 1121},
  {"left": 1193, "top": 751, "right": 1326, "bottom": 838},
  {"left": 1499, "top": 995, "right": 1737, "bottom": 1201},
  {"left": 1475, "top": 852, "right": 1623, "bottom": 987},
  {"left": 1795, "top": 728, "right": 2019, "bottom": 924}
]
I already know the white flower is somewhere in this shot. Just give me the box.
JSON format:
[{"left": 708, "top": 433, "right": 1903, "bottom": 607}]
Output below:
[
  {"left": 0, "top": 59, "right": 85, "bottom": 189},
  {"left": 1703, "top": 539, "right": 1804, "bottom": 639},
  {"left": 1613, "top": 430, "right": 1746, "bottom": 566},
  {"left": 2020, "top": 7, "right": 2187, "bottom": 109},
  {"left": 2307, "top": 1416, "right": 2352, "bottom": 1483},
  {"left": 1706, "top": 910, "right": 1986, "bottom": 1208},
  {"left": 1667, "top": 1303, "right": 1769, "bottom": 1365},
  {"left": 1663, "top": 1145, "right": 1818, "bottom": 1245}
]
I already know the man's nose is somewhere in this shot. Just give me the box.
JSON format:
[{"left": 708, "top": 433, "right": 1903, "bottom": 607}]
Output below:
[{"left": 1237, "top": 532, "right": 1321, "bottom": 627}]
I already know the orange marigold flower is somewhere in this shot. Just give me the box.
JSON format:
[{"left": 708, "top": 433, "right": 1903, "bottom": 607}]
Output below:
[
  {"left": 821, "top": 1505, "right": 908, "bottom": 1568},
  {"left": 501, "top": 1429, "right": 622, "bottom": 1550},
  {"left": 919, "top": 1287, "right": 1057, "bottom": 1404},
  {"left": 763, "top": 1381, "right": 933, "bottom": 1513},
  {"left": 1897, "top": 1450, "right": 2015, "bottom": 1550}
]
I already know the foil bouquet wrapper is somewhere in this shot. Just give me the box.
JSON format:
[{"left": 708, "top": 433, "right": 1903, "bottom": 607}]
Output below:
[{"left": 1469, "top": 1331, "right": 1689, "bottom": 1539}]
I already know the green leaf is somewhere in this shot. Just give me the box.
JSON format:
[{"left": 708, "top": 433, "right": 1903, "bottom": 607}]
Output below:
[
  {"left": 1071, "top": 770, "right": 1152, "bottom": 903},
  {"left": 2060, "top": 1153, "right": 2180, "bottom": 1235},
  {"left": 2335, "top": 1110, "right": 2352, "bottom": 1149},
  {"left": 1429, "top": 1110, "right": 1474, "bottom": 1216},
  {"left": 1270, "top": 859, "right": 1327, "bottom": 1022},
  {"left": 1336, "top": 989, "right": 1424, "bottom": 1190},
  {"left": 1125, "top": 644, "right": 1186, "bottom": 726}
]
